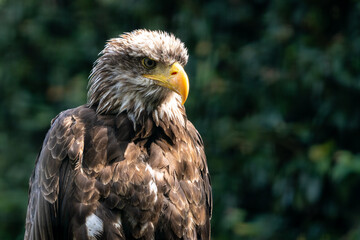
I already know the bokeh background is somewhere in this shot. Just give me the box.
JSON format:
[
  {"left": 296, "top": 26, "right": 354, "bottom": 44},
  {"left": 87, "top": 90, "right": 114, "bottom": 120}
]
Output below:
[{"left": 1, "top": 0, "right": 360, "bottom": 239}]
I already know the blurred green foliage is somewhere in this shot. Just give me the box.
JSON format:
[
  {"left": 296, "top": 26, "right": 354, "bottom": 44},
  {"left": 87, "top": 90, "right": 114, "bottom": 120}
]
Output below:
[{"left": 1, "top": 0, "right": 360, "bottom": 239}]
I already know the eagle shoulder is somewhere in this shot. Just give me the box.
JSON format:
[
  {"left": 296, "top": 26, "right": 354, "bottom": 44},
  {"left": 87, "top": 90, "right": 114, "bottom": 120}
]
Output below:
[
  {"left": 25, "top": 105, "right": 90, "bottom": 239},
  {"left": 142, "top": 118, "right": 212, "bottom": 239}
]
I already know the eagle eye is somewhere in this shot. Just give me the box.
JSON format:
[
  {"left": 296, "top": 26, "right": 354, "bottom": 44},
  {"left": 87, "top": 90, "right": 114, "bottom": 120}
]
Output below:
[{"left": 142, "top": 58, "right": 157, "bottom": 69}]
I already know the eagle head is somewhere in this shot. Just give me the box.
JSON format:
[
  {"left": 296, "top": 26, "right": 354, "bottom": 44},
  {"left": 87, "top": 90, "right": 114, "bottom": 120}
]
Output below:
[{"left": 88, "top": 29, "right": 189, "bottom": 125}]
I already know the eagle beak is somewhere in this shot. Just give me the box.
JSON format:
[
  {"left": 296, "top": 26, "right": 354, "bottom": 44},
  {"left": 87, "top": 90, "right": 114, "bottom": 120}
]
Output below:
[
  {"left": 168, "top": 62, "right": 189, "bottom": 105},
  {"left": 143, "top": 62, "right": 189, "bottom": 105}
]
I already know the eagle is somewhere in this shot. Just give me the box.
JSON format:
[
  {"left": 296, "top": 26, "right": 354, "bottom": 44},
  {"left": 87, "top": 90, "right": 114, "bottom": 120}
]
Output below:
[{"left": 25, "top": 29, "right": 212, "bottom": 240}]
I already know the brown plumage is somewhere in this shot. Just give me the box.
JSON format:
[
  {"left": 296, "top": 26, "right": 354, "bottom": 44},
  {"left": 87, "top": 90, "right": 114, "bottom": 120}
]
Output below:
[{"left": 25, "top": 29, "right": 212, "bottom": 240}]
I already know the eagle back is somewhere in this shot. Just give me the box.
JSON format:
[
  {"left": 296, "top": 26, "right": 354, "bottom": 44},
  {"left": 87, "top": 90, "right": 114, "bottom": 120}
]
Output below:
[{"left": 25, "top": 105, "right": 212, "bottom": 240}]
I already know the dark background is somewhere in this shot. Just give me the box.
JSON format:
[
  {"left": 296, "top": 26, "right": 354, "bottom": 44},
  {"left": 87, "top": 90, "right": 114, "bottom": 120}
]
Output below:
[{"left": 1, "top": 0, "right": 360, "bottom": 239}]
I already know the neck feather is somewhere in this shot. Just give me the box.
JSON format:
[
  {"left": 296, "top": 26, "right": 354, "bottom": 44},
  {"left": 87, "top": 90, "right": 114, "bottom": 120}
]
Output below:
[{"left": 88, "top": 75, "right": 186, "bottom": 129}]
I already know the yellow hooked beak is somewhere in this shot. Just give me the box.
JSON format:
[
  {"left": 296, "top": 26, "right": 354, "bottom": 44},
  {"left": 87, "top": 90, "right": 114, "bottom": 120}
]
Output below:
[{"left": 143, "top": 62, "right": 189, "bottom": 105}]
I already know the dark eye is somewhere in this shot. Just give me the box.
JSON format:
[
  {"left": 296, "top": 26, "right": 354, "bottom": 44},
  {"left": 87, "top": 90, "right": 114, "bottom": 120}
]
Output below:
[{"left": 142, "top": 58, "right": 157, "bottom": 69}]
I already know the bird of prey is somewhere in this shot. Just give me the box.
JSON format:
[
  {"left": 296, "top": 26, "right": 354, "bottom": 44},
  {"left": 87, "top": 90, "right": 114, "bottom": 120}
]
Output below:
[{"left": 25, "top": 29, "right": 212, "bottom": 240}]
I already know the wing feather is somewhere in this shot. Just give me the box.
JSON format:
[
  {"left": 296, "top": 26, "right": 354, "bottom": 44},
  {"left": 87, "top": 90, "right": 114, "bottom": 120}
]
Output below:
[{"left": 25, "top": 107, "right": 85, "bottom": 240}]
